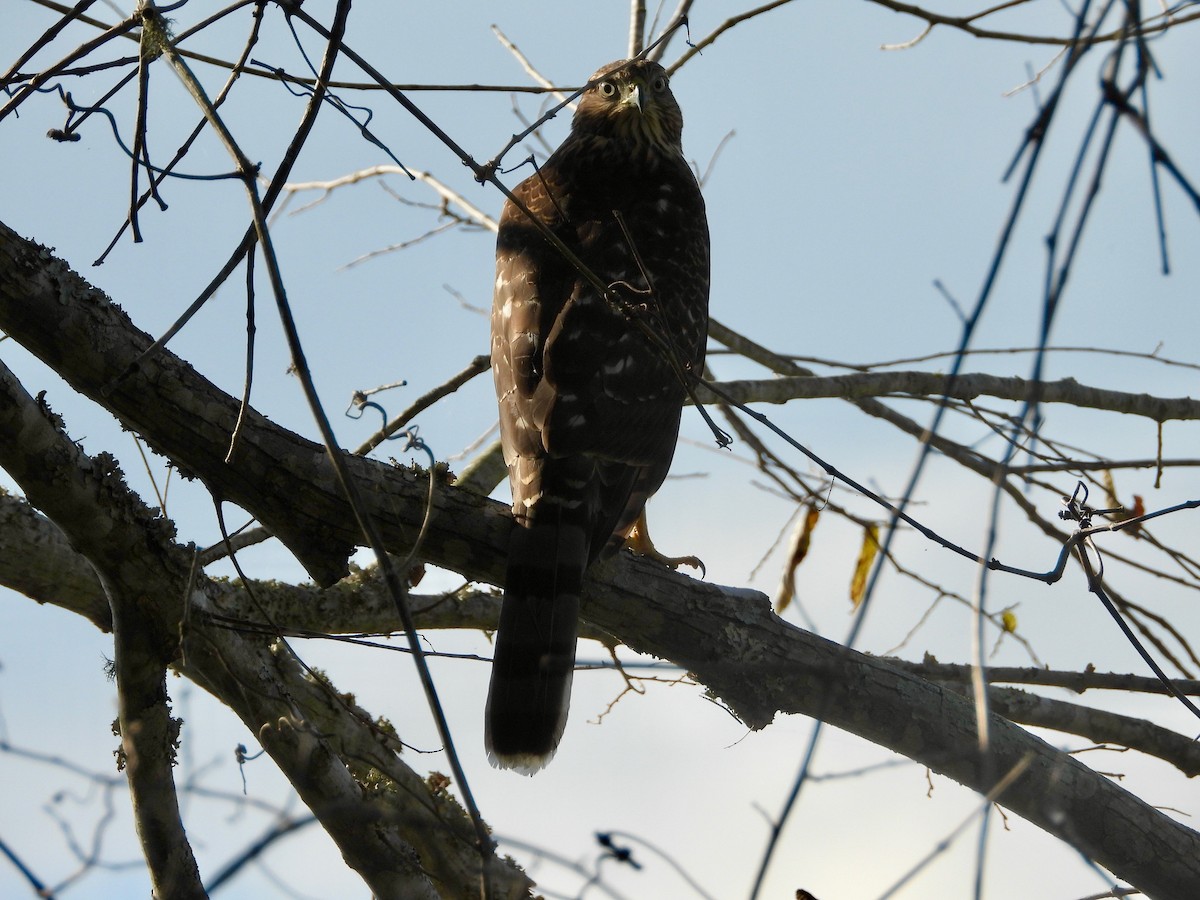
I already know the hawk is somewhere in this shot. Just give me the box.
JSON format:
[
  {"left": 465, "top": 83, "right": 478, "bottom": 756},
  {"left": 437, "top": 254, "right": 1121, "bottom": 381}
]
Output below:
[{"left": 486, "top": 58, "right": 710, "bottom": 773}]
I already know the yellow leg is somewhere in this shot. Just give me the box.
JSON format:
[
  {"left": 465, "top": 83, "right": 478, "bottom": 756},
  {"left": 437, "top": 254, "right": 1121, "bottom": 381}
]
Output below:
[{"left": 624, "top": 511, "right": 705, "bottom": 577}]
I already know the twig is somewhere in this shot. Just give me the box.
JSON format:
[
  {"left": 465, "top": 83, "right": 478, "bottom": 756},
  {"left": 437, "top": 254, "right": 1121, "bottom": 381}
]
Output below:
[
  {"left": 1077, "top": 543, "right": 1200, "bottom": 723},
  {"left": 203, "top": 816, "right": 318, "bottom": 893},
  {"left": 874, "top": 755, "right": 1034, "bottom": 899},
  {"left": 868, "top": 0, "right": 1200, "bottom": 46},
  {"left": 0, "top": 9, "right": 140, "bottom": 123},
  {"left": 669, "top": 1, "right": 796, "bottom": 73},
  {"left": 647, "top": 0, "right": 697, "bottom": 62},
  {"left": 491, "top": 23, "right": 573, "bottom": 107},
  {"left": 0, "top": 836, "right": 58, "bottom": 899},
  {"left": 95, "top": 0, "right": 266, "bottom": 265},
  {"left": 353, "top": 355, "right": 490, "bottom": 456}
]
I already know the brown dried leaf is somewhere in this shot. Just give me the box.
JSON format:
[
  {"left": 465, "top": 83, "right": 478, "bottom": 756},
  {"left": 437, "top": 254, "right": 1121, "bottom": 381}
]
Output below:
[{"left": 774, "top": 505, "right": 821, "bottom": 613}]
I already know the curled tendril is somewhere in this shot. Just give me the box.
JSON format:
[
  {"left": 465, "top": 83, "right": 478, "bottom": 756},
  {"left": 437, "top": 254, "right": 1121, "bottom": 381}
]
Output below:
[{"left": 346, "top": 398, "right": 430, "bottom": 458}]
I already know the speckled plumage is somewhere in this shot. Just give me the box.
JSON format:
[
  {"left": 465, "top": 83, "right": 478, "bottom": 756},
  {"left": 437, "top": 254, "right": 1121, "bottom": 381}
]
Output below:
[{"left": 486, "top": 59, "right": 710, "bottom": 773}]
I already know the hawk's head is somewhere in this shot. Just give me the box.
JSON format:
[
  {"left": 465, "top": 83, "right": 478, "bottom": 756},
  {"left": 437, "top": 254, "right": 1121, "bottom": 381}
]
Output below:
[{"left": 572, "top": 59, "right": 684, "bottom": 156}]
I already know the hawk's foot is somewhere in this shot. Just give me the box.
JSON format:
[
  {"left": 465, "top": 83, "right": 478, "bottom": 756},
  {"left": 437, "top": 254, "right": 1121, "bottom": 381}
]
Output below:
[{"left": 624, "top": 511, "right": 706, "bottom": 577}]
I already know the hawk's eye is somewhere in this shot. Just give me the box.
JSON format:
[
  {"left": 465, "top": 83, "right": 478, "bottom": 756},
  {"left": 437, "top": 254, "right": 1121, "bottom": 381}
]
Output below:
[
  {"left": 598, "top": 80, "right": 617, "bottom": 98},
  {"left": 651, "top": 75, "right": 668, "bottom": 92}
]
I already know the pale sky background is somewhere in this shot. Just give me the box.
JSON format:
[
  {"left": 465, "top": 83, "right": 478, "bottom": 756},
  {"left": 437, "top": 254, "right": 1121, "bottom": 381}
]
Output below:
[{"left": 3, "top": 2, "right": 1200, "bottom": 898}]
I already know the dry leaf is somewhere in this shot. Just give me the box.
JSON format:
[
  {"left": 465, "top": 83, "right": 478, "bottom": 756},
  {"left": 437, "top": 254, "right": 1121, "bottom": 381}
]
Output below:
[
  {"left": 1102, "top": 469, "right": 1120, "bottom": 510},
  {"left": 1127, "top": 494, "right": 1145, "bottom": 536},
  {"left": 849, "top": 523, "right": 880, "bottom": 609},
  {"left": 1103, "top": 471, "right": 1145, "bottom": 534},
  {"left": 774, "top": 505, "right": 821, "bottom": 613}
]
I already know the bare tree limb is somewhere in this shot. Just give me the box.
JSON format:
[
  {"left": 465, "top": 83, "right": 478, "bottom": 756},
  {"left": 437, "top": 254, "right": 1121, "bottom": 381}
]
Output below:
[
  {"left": 985, "top": 686, "right": 1200, "bottom": 777},
  {"left": 867, "top": 0, "right": 1200, "bottom": 47},
  {"left": 0, "top": 359, "right": 205, "bottom": 898},
  {"left": 10, "top": 492, "right": 1200, "bottom": 780},
  {"left": 0, "top": 358, "right": 531, "bottom": 900},
  {"left": 700, "top": 370, "right": 1200, "bottom": 422},
  {"left": 0, "top": 489, "right": 112, "bottom": 631},
  {"left": 3, "top": 224, "right": 1200, "bottom": 896},
  {"left": 902, "top": 658, "right": 1200, "bottom": 697}
]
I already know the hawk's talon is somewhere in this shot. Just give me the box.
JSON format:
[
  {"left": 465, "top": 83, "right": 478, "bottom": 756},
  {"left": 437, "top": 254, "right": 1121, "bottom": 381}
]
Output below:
[{"left": 624, "top": 512, "right": 706, "bottom": 578}]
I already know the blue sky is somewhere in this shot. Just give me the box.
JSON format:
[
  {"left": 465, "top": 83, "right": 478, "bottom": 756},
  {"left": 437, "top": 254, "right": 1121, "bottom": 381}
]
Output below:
[{"left": 3, "top": 2, "right": 1200, "bottom": 898}]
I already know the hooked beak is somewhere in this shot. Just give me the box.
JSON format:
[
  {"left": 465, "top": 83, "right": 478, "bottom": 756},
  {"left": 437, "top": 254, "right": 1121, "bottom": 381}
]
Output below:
[{"left": 622, "top": 82, "right": 645, "bottom": 113}]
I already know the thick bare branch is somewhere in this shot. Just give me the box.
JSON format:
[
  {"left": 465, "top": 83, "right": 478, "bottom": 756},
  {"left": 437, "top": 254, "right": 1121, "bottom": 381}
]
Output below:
[
  {"left": 0, "top": 489, "right": 112, "bottom": 631},
  {"left": 5, "top": 223, "right": 1200, "bottom": 897},
  {"left": 180, "top": 605, "right": 530, "bottom": 900},
  {"left": 986, "top": 686, "right": 1200, "bottom": 777},
  {"left": 0, "top": 358, "right": 204, "bottom": 898},
  {"left": 0, "top": 217, "right": 507, "bottom": 589},
  {"left": 10, "top": 500, "right": 1200, "bottom": 779},
  {"left": 584, "top": 554, "right": 1200, "bottom": 896},
  {"left": 0, "top": 360, "right": 529, "bottom": 899}
]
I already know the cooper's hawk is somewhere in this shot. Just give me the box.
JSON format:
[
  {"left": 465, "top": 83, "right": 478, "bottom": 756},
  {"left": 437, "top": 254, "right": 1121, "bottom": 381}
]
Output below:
[{"left": 487, "top": 58, "right": 710, "bottom": 773}]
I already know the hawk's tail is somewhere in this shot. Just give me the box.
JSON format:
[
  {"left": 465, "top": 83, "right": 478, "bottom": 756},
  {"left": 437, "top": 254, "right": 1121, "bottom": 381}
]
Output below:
[{"left": 484, "top": 522, "right": 586, "bottom": 774}]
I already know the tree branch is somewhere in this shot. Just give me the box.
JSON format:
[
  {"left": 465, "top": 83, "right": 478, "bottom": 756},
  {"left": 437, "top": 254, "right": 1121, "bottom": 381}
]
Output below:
[
  {"left": 11, "top": 499, "right": 1200, "bottom": 780},
  {"left": 867, "top": 0, "right": 1200, "bottom": 47},
  {"left": 0, "top": 358, "right": 530, "bottom": 899},
  {"left": 700, "top": 370, "right": 1200, "bottom": 422},
  {"left": 0, "top": 488, "right": 112, "bottom": 631},
  {"left": 5, "top": 221, "right": 1200, "bottom": 897},
  {"left": 0, "top": 217, "right": 507, "bottom": 589},
  {"left": 986, "top": 686, "right": 1200, "bottom": 777},
  {"left": 0, "top": 358, "right": 205, "bottom": 898}
]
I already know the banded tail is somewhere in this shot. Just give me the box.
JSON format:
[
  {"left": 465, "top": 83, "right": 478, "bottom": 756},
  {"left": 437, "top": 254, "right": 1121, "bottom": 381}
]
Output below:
[{"left": 484, "top": 522, "right": 586, "bottom": 773}]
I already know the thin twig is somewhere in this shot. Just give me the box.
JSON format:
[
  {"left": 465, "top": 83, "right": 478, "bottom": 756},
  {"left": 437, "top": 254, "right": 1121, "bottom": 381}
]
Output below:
[
  {"left": 353, "top": 355, "right": 491, "bottom": 456},
  {"left": 491, "top": 23, "right": 573, "bottom": 107}
]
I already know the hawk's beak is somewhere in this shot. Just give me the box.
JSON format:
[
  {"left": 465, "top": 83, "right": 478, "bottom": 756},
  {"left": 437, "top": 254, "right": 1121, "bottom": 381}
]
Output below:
[{"left": 623, "top": 83, "right": 645, "bottom": 114}]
